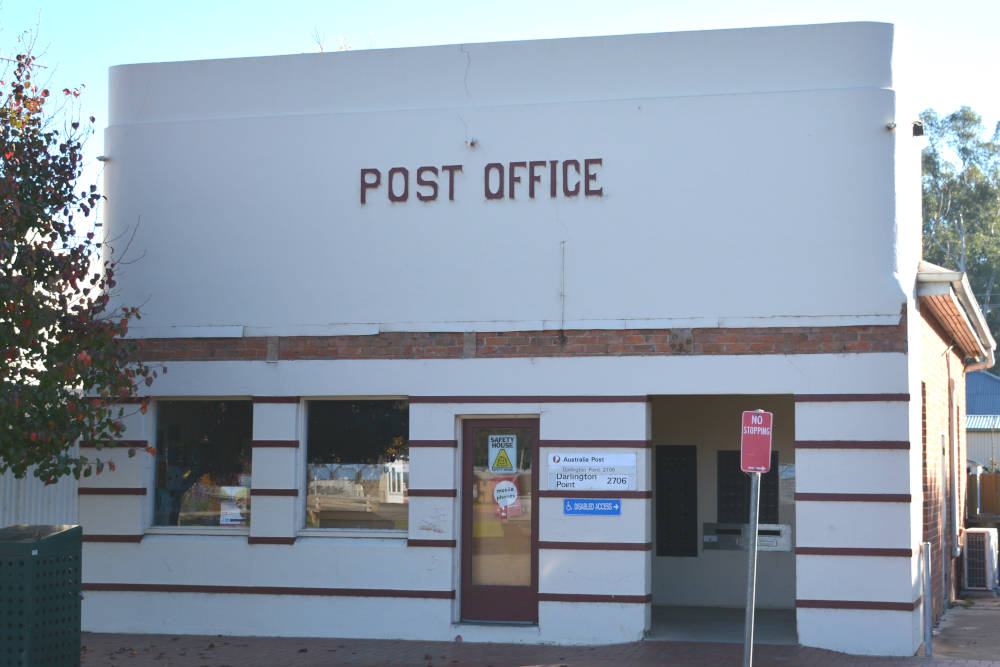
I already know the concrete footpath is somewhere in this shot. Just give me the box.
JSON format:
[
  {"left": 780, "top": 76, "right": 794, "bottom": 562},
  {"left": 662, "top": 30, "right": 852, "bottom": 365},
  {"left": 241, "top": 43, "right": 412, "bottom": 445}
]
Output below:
[{"left": 80, "top": 597, "right": 1000, "bottom": 666}]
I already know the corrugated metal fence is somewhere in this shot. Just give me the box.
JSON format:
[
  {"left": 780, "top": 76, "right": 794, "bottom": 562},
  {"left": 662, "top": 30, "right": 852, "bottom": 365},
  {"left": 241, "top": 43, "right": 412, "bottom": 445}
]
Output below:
[{"left": 0, "top": 469, "right": 78, "bottom": 526}]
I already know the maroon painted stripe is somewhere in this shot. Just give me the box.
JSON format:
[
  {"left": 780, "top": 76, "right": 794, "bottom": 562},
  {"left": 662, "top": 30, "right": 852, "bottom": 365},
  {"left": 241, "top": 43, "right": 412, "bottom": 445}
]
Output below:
[
  {"left": 79, "top": 487, "right": 147, "bottom": 496},
  {"left": 409, "top": 396, "right": 649, "bottom": 404},
  {"left": 539, "top": 440, "right": 651, "bottom": 449},
  {"left": 794, "top": 393, "right": 909, "bottom": 403},
  {"left": 250, "top": 489, "right": 298, "bottom": 497},
  {"left": 407, "top": 539, "right": 457, "bottom": 548},
  {"left": 83, "top": 534, "right": 143, "bottom": 543},
  {"left": 408, "top": 440, "right": 458, "bottom": 448},
  {"left": 408, "top": 489, "right": 457, "bottom": 498},
  {"left": 795, "top": 441, "right": 910, "bottom": 450},
  {"left": 79, "top": 439, "right": 148, "bottom": 449},
  {"left": 539, "top": 541, "right": 652, "bottom": 551},
  {"left": 796, "top": 598, "right": 920, "bottom": 611},
  {"left": 538, "top": 593, "right": 652, "bottom": 604},
  {"left": 252, "top": 396, "right": 300, "bottom": 404},
  {"left": 82, "top": 583, "right": 455, "bottom": 599},
  {"left": 538, "top": 490, "right": 651, "bottom": 499},
  {"left": 796, "top": 547, "right": 912, "bottom": 557},
  {"left": 795, "top": 493, "right": 911, "bottom": 503},
  {"left": 248, "top": 537, "right": 296, "bottom": 545},
  {"left": 251, "top": 440, "right": 299, "bottom": 448}
]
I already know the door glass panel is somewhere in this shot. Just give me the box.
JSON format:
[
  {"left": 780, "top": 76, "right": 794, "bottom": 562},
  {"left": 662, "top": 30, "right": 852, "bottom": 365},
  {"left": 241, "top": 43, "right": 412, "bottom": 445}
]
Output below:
[{"left": 470, "top": 426, "right": 533, "bottom": 586}]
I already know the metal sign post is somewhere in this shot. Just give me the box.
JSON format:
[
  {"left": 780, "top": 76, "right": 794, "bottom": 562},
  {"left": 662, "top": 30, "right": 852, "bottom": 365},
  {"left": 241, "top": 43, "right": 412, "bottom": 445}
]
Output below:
[
  {"left": 743, "top": 471, "right": 761, "bottom": 667},
  {"left": 740, "top": 409, "right": 773, "bottom": 667}
]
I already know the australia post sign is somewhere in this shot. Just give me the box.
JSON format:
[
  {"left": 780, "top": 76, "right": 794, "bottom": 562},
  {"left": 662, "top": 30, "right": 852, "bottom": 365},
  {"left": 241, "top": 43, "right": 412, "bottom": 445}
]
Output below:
[{"left": 740, "top": 410, "right": 773, "bottom": 473}]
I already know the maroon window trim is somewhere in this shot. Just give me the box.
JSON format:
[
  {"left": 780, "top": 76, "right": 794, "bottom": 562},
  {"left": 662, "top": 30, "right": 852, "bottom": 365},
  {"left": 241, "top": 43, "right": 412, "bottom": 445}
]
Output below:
[
  {"left": 407, "top": 539, "right": 457, "bottom": 548},
  {"left": 410, "top": 395, "right": 648, "bottom": 404},
  {"left": 408, "top": 489, "right": 457, "bottom": 498},
  {"left": 795, "top": 441, "right": 910, "bottom": 450},
  {"left": 539, "top": 440, "right": 651, "bottom": 449},
  {"left": 538, "top": 541, "right": 652, "bottom": 551},
  {"left": 794, "top": 394, "right": 909, "bottom": 403},
  {"left": 82, "top": 583, "right": 454, "bottom": 599},
  {"left": 795, "top": 493, "right": 911, "bottom": 502},
  {"left": 79, "top": 439, "right": 148, "bottom": 449},
  {"left": 248, "top": 537, "right": 297, "bottom": 545},
  {"left": 250, "top": 489, "right": 299, "bottom": 497},
  {"left": 795, "top": 547, "right": 912, "bottom": 557},
  {"left": 796, "top": 598, "right": 920, "bottom": 611},
  {"left": 408, "top": 440, "right": 458, "bottom": 448},
  {"left": 538, "top": 490, "right": 652, "bottom": 499},
  {"left": 250, "top": 440, "right": 299, "bottom": 448},
  {"left": 538, "top": 593, "right": 652, "bottom": 604},
  {"left": 78, "top": 487, "right": 147, "bottom": 495},
  {"left": 252, "top": 396, "right": 300, "bottom": 404},
  {"left": 82, "top": 534, "right": 144, "bottom": 543}
]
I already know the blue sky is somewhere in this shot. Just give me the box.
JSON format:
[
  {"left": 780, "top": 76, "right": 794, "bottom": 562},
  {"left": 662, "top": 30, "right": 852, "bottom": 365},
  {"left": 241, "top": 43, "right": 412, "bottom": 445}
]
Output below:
[{"left": 3, "top": 0, "right": 998, "bottom": 227}]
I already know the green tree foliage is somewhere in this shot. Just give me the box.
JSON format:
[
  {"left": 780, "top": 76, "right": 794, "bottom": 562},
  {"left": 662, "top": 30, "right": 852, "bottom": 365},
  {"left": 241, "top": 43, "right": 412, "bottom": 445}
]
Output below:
[
  {"left": 1, "top": 53, "right": 158, "bottom": 481},
  {"left": 922, "top": 106, "right": 1000, "bottom": 345}
]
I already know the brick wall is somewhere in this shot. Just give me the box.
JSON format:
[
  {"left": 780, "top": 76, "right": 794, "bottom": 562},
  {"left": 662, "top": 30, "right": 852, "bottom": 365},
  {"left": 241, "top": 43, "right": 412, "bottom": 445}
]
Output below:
[
  {"left": 132, "top": 322, "right": 906, "bottom": 362},
  {"left": 921, "top": 311, "right": 968, "bottom": 623}
]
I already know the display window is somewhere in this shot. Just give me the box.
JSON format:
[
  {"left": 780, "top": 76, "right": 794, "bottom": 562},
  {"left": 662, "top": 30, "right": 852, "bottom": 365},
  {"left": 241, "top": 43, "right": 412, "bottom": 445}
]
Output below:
[
  {"left": 305, "top": 400, "right": 409, "bottom": 530},
  {"left": 154, "top": 400, "right": 253, "bottom": 526}
]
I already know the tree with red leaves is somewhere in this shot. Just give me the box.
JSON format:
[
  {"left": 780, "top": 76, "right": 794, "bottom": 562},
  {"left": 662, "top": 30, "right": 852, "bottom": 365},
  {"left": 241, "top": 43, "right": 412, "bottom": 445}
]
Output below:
[{"left": 1, "top": 53, "right": 158, "bottom": 482}]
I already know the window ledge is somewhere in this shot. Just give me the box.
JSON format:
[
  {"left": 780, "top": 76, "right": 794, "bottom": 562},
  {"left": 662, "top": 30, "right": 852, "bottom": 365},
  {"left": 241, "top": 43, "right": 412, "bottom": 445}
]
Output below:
[
  {"left": 297, "top": 528, "right": 407, "bottom": 540},
  {"left": 145, "top": 526, "right": 251, "bottom": 537}
]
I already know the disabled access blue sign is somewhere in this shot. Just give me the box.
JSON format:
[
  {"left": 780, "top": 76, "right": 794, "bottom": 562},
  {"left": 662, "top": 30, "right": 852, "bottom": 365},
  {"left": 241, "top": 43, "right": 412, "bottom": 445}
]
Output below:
[{"left": 563, "top": 499, "right": 621, "bottom": 516}]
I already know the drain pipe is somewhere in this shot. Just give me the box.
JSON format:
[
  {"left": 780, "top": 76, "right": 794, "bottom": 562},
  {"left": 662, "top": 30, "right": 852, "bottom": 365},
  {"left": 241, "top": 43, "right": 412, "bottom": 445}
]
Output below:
[{"left": 923, "top": 541, "right": 933, "bottom": 657}]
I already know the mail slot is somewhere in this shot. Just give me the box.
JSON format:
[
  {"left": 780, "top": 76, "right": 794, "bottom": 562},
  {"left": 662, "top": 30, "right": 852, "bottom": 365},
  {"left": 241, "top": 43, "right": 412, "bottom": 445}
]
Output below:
[{"left": 702, "top": 523, "right": 791, "bottom": 551}]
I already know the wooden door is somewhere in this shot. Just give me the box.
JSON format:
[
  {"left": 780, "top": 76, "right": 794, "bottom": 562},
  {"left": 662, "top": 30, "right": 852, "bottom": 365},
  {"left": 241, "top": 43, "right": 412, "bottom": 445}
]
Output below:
[{"left": 460, "top": 419, "right": 538, "bottom": 623}]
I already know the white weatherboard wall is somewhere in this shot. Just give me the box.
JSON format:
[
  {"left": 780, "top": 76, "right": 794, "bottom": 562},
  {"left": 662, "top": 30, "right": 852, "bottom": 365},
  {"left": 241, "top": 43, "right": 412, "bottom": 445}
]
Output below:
[
  {"left": 89, "top": 21, "right": 927, "bottom": 656},
  {"left": 104, "top": 22, "right": 909, "bottom": 338}
]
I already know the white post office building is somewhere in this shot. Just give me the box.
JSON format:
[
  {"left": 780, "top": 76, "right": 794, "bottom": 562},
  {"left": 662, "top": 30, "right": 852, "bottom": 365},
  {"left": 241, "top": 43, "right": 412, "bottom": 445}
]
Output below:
[{"left": 58, "top": 22, "right": 997, "bottom": 656}]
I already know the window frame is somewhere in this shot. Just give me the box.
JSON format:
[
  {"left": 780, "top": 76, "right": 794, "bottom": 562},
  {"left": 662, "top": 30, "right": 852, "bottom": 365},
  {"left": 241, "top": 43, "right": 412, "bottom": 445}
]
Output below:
[
  {"left": 150, "top": 397, "right": 255, "bottom": 531},
  {"left": 298, "top": 397, "right": 410, "bottom": 537}
]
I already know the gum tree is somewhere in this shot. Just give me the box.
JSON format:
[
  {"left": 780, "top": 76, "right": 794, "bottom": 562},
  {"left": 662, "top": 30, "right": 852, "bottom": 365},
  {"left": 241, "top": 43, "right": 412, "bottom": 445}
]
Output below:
[
  {"left": 921, "top": 106, "right": 1000, "bottom": 343},
  {"left": 1, "top": 53, "right": 157, "bottom": 482}
]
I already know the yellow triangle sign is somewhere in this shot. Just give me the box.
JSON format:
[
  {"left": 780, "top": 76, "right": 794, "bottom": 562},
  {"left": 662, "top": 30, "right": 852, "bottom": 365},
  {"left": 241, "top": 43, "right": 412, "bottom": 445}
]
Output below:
[{"left": 491, "top": 448, "right": 514, "bottom": 472}]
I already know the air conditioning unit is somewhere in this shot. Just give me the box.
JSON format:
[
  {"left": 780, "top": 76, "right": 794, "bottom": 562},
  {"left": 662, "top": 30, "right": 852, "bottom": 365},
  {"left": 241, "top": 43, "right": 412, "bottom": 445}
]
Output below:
[{"left": 964, "top": 528, "right": 999, "bottom": 591}]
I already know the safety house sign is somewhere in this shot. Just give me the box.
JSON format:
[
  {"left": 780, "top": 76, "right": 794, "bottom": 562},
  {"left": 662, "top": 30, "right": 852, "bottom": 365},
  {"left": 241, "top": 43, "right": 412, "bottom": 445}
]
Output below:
[{"left": 488, "top": 434, "right": 517, "bottom": 474}]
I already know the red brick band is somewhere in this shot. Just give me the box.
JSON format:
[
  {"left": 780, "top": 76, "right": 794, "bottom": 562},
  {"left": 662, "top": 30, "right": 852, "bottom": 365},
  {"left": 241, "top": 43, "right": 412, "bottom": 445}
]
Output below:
[
  {"left": 408, "top": 440, "right": 458, "bottom": 448},
  {"left": 795, "top": 441, "right": 910, "bottom": 450},
  {"left": 795, "top": 493, "right": 911, "bottom": 502},
  {"left": 539, "top": 440, "right": 651, "bottom": 448},
  {"left": 250, "top": 489, "right": 298, "bottom": 497},
  {"left": 407, "top": 539, "right": 457, "bottom": 548},
  {"left": 796, "top": 598, "right": 920, "bottom": 611},
  {"left": 538, "top": 490, "right": 651, "bottom": 499},
  {"left": 796, "top": 547, "right": 912, "bottom": 557},
  {"left": 539, "top": 542, "right": 652, "bottom": 551},
  {"left": 82, "top": 583, "right": 455, "bottom": 599},
  {"left": 250, "top": 440, "right": 299, "bottom": 448},
  {"left": 538, "top": 593, "right": 652, "bottom": 604},
  {"left": 795, "top": 393, "right": 909, "bottom": 402},
  {"left": 78, "top": 487, "right": 147, "bottom": 495},
  {"left": 407, "top": 489, "right": 458, "bottom": 498},
  {"left": 132, "top": 325, "right": 905, "bottom": 362},
  {"left": 248, "top": 537, "right": 297, "bottom": 545},
  {"left": 79, "top": 439, "right": 148, "bottom": 449},
  {"left": 82, "top": 534, "right": 144, "bottom": 543}
]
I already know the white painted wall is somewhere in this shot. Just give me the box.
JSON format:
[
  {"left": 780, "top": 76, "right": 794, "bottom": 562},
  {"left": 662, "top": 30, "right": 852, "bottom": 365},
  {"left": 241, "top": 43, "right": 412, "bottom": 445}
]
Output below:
[{"left": 104, "top": 22, "right": 909, "bottom": 338}]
